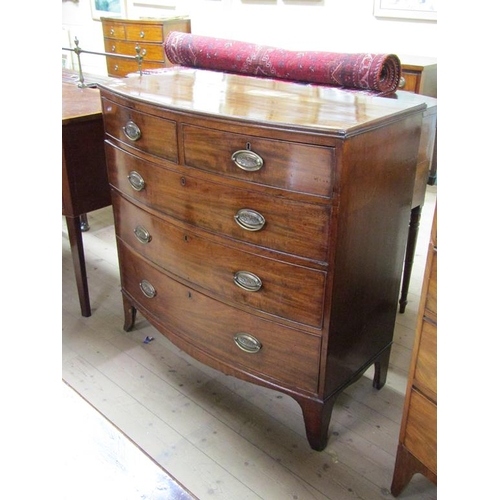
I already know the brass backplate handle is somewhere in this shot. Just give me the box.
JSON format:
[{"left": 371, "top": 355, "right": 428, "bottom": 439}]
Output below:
[
  {"left": 134, "top": 225, "right": 152, "bottom": 244},
  {"left": 231, "top": 149, "right": 264, "bottom": 172},
  {"left": 123, "top": 120, "right": 142, "bottom": 141},
  {"left": 234, "top": 209, "right": 266, "bottom": 231},
  {"left": 139, "top": 279, "right": 156, "bottom": 298},
  {"left": 233, "top": 271, "right": 262, "bottom": 292},
  {"left": 127, "top": 171, "right": 145, "bottom": 191},
  {"left": 234, "top": 333, "right": 262, "bottom": 354}
]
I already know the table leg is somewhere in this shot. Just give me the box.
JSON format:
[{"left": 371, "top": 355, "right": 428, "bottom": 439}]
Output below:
[
  {"left": 399, "top": 206, "right": 422, "bottom": 314},
  {"left": 80, "top": 213, "right": 90, "bottom": 232},
  {"left": 373, "top": 346, "right": 391, "bottom": 389},
  {"left": 65, "top": 215, "right": 91, "bottom": 317}
]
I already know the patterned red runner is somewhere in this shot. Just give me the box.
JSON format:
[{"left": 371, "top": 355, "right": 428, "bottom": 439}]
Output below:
[{"left": 164, "top": 32, "right": 401, "bottom": 95}]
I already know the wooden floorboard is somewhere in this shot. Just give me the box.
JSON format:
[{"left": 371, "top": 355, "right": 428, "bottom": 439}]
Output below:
[
  {"left": 62, "top": 187, "right": 437, "bottom": 500},
  {"left": 62, "top": 381, "right": 198, "bottom": 499}
]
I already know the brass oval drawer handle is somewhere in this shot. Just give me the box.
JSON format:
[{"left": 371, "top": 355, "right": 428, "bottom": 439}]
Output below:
[
  {"left": 139, "top": 279, "right": 156, "bottom": 298},
  {"left": 140, "top": 31, "right": 145, "bottom": 38},
  {"left": 123, "top": 120, "right": 142, "bottom": 141},
  {"left": 110, "top": 28, "right": 115, "bottom": 36},
  {"left": 231, "top": 149, "right": 264, "bottom": 172},
  {"left": 398, "top": 76, "right": 406, "bottom": 88},
  {"left": 134, "top": 225, "right": 152, "bottom": 244},
  {"left": 233, "top": 271, "right": 262, "bottom": 292},
  {"left": 234, "top": 209, "right": 266, "bottom": 232},
  {"left": 233, "top": 333, "right": 262, "bottom": 354},
  {"left": 111, "top": 45, "right": 116, "bottom": 52},
  {"left": 127, "top": 171, "right": 145, "bottom": 191}
]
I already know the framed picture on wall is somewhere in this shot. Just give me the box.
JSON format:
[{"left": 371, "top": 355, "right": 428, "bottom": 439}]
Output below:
[
  {"left": 133, "top": 0, "right": 176, "bottom": 6},
  {"left": 90, "top": 0, "right": 127, "bottom": 21},
  {"left": 373, "top": 0, "right": 437, "bottom": 21}
]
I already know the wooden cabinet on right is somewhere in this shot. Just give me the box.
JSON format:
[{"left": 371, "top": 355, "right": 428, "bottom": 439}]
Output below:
[
  {"left": 391, "top": 206, "right": 437, "bottom": 496},
  {"left": 400, "top": 56, "right": 437, "bottom": 98}
]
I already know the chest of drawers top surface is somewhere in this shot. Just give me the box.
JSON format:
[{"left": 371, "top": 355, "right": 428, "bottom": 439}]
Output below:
[
  {"left": 99, "top": 68, "right": 429, "bottom": 136},
  {"left": 101, "top": 17, "right": 190, "bottom": 38}
]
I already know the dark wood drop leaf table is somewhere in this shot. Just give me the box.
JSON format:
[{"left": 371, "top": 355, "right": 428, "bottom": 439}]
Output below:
[{"left": 62, "top": 76, "right": 111, "bottom": 316}]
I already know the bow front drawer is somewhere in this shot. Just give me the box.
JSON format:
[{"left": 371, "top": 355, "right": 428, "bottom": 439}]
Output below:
[
  {"left": 102, "top": 99, "right": 178, "bottom": 162},
  {"left": 182, "top": 125, "right": 335, "bottom": 197},
  {"left": 118, "top": 240, "right": 321, "bottom": 393}
]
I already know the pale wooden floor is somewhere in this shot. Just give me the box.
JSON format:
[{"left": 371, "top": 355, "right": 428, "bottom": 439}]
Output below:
[
  {"left": 62, "top": 382, "right": 197, "bottom": 499},
  {"left": 62, "top": 186, "right": 437, "bottom": 500}
]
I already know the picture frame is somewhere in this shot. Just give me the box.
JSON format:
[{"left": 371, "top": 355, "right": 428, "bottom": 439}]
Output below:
[
  {"left": 133, "top": 0, "right": 176, "bottom": 6},
  {"left": 373, "top": 0, "right": 437, "bottom": 22},
  {"left": 90, "top": 0, "right": 127, "bottom": 21}
]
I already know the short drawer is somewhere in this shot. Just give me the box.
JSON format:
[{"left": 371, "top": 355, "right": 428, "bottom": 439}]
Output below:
[
  {"left": 399, "top": 71, "right": 419, "bottom": 93},
  {"left": 404, "top": 389, "right": 437, "bottom": 474},
  {"left": 113, "top": 192, "right": 327, "bottom": 328},
  {"left": 126, "top": 24, "right": 164, "bottom": 42},
  {"left": 118, "top": 240, "right": 321, "bottom": 393},
  {"left": 105, "top": 57, "right": 168, "bottom": 78},
  {"left": 104, "top": 39, "right": 165, "bottom": 61},
  {"left": 106, "top": 144, "right": 332, "bottom": 262},
  {"left": 102, "top": 99, "right": 178, "bottom": 162},
  {"left": 182, "top": 125, "right": 335, "bottom": 198},
  {"left": 102, "top": 22, "right": 126, "bottom": 40}
]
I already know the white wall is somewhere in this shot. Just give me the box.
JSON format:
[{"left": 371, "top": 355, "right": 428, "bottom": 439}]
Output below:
[{"left": 62, "top": 0, "right": 437, "bottom": 75}]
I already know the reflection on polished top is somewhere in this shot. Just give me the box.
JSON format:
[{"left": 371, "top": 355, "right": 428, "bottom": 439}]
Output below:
[
  {"left": 98, "top": 67, "right": 431, "bottom": 137},
  {"left": 62, "top": 83, "right": 103, "bottom": 124}
]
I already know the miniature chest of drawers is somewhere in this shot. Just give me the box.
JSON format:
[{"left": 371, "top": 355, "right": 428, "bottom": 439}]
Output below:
[
  {"left": 101, "top": 17, "right": 191, "bottom": 77},
  {"left": 99, "top": 68, "right": 431, "bottom": 451}
]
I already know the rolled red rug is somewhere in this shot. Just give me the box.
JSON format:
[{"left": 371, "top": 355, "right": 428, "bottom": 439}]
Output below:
[{"left": 164, "top": 32, "right": 401, "bottom": 95}]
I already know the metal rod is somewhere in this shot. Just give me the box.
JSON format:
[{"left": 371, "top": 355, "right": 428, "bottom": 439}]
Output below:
[
  {"left": 62, "top": 46, "right": 139, "bottom": 61},
  {"left": 63, "top": 36, "right": 144, "bottom": 87}
]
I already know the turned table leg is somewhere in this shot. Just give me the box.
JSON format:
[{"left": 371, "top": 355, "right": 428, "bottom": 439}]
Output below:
[
  {"left": 399, "top": 206, "right": 422, "bottom": 314},
  {"left": 65, "top": 215, "right": 91, "bottom": 317}
]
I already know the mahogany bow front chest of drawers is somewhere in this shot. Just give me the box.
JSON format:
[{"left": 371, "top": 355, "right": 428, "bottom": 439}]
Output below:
[{"left": 99, "top": 69, "right": 430, "bottom": 451}]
